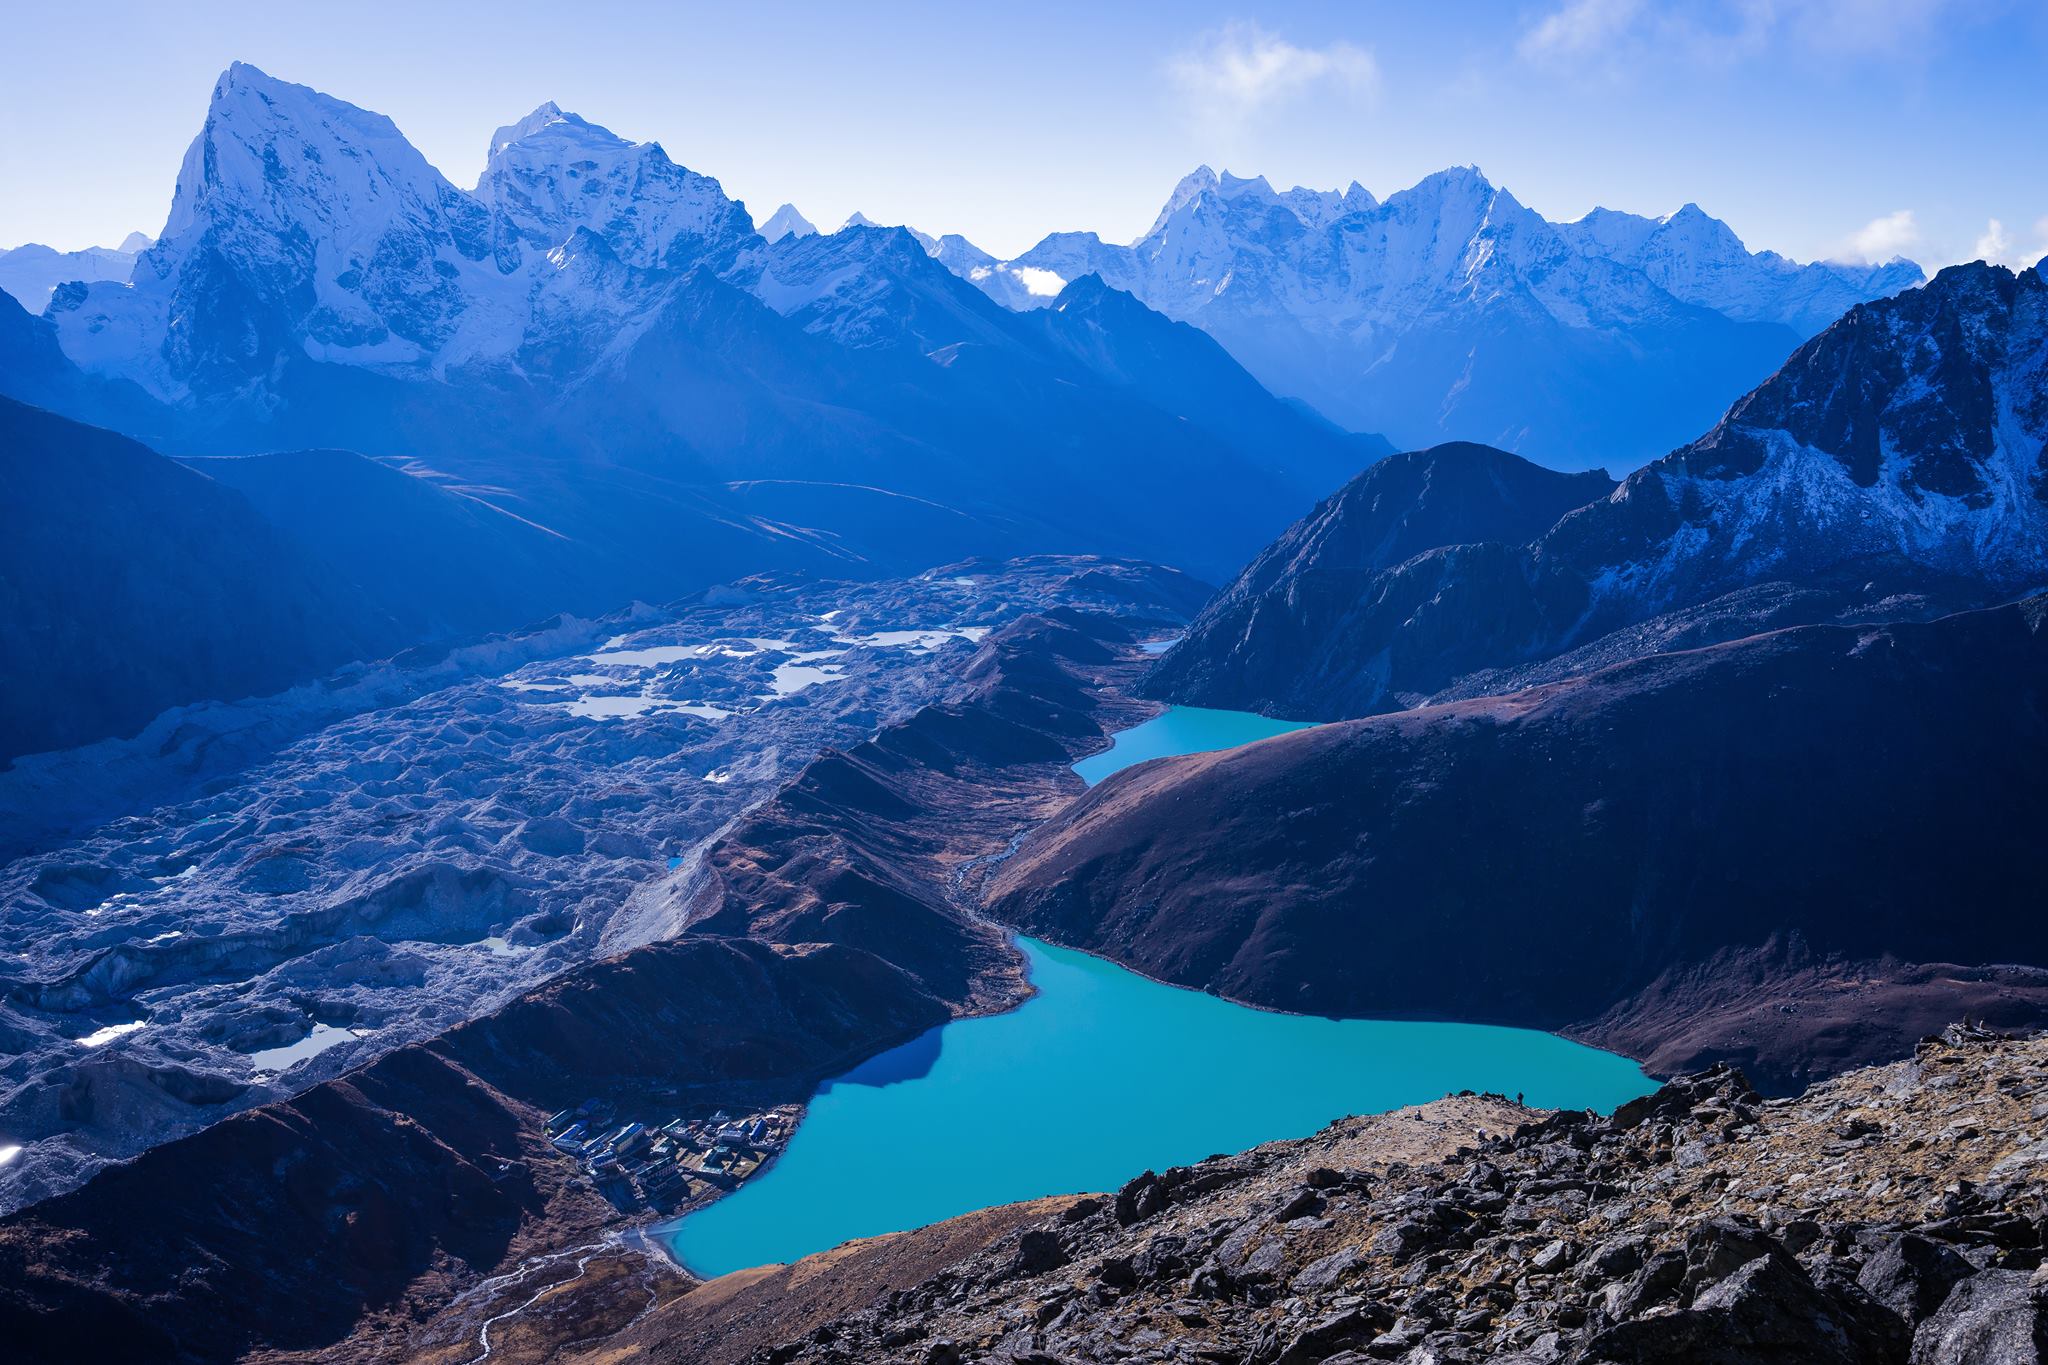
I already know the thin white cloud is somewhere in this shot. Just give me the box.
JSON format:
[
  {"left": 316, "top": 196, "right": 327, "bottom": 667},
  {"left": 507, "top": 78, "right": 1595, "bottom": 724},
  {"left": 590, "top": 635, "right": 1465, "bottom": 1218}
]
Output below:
[
  {"left": 1785, "top": 0, "right": 1955, "bottom": 58},
  {"left": 1168, "top": 23, "right": 1378, "bottom": 123},
  {"left": 1975, "top": 218, "right": 2017, "bottom": 263},
  {"left": 1971, "top": 216, "right": 2048, "bottom": 269},
  {"left": 1518, "top": 0, "right": 1967, "bottom": 68},
  {"left": 1845, "top": 209, "right": 1921, "bottom": 262},
  {"left": 1519, "top": 0, "right": 1645, "bottom": 61}
]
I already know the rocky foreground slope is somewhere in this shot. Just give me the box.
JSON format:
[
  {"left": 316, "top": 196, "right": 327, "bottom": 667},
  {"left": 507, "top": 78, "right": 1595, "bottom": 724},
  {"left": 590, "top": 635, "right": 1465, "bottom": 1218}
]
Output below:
[{"left": 595, "top": 1025, "right": 2048, "bottom": 1365}]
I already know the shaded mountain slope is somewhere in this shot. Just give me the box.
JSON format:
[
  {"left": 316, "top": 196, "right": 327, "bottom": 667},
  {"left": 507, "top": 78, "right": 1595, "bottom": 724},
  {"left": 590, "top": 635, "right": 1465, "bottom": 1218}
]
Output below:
[
  {"left": 185, "top": 448, "right": 615, "bottom": 639},
  {"left": 995, "top": 595, "right": 2048, "bottom": 1093},
  {"left": 0, "top": 399, "right": 405, "bottom": 764},
  {"left": 1152, "top": 260, "right": 2048, "bottom": 719},
  {"left": 1148, "top": 442, "right": 1614, "bottom": 712}
]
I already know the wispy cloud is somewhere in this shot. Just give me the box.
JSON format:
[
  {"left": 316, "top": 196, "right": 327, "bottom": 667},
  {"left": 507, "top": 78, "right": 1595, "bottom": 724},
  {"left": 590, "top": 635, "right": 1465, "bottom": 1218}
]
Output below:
[
  {"left": 1167, "top": 23, "right": 1377, "bottom": 128},
  {"left": 1518, "top": 0, "right": 1968, "bottom": 69},
  {"left": 1519, "top": 0, "right": 1647, "bottom": 62},
  {"left": 1972, "top": 216, "right": 2048, "bottom": 268},
  {"left": 1844, "top": 209, "right": 1921, "bottom": 262},
  {"left": 1782, "top": 0, "right": 1959, "bottom": 58}
]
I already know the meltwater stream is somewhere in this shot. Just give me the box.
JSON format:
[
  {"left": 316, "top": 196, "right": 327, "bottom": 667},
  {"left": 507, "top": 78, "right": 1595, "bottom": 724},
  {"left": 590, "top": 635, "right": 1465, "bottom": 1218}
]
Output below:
[{"left": 663, "top": 706, "right": 1655, "bottom": 1277}]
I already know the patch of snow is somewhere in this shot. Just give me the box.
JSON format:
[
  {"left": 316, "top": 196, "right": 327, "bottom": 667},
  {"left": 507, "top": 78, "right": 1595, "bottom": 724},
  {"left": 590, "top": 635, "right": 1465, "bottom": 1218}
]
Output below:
[{"left": 76, "top": 1021, "right": 146, "bottom": 1048}]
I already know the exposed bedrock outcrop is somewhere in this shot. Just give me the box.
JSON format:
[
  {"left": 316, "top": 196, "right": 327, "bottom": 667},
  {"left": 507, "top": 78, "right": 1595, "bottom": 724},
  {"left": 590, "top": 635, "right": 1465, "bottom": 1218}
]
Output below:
[{"left": 990, "top": 595, "right": 2048, "bottom": 1092}]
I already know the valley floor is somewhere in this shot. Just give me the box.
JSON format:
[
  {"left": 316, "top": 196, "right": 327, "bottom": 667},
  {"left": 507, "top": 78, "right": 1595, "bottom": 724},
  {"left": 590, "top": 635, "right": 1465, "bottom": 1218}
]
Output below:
[{"left": 3, "top": 557, "right": 2041, "bottom": 1365}]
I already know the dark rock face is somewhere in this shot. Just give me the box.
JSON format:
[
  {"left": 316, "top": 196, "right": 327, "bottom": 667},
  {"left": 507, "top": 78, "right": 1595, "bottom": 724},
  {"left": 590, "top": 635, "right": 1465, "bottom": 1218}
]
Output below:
[
  {"left": 662, "top": 1028, "right": 2048, "bottom": 1365},
  {"left": 1151, "top": 261, "right": 2048, "bottom": 721},
  {"left": 1908, "top": 1269, "right": 2048, "bottom": 1365},
  {"left": 1144, "top": 442, "right": 1614, "bottom": 716},
  {"left": 1583, "top": 1222, "right": 1904, "bottom": 1363},
  {"left": 994, "top": 595, "right": 2048, "bottom": 1090},
  {"left": 1860, "top": 1234, "right": 1978, "bottom": 1323}
]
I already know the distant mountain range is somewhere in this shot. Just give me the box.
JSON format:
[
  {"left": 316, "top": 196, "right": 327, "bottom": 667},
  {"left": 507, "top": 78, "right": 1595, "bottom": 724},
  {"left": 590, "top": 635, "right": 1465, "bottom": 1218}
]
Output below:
[
  {"left": 0, "top": 64, "right": 1397, "bottom": 758},
  {"left": 931, "top": 166, "right": 1923, "bottom": 469},
  {"left": 7, "top": 66, "right": 1388, "bottom": 576},
  {"left": 0, "top": 234, "right": 148, "bottom": 311},
  {"left": 1152, "top": 259, "right": 2048, "bottom": 719}
]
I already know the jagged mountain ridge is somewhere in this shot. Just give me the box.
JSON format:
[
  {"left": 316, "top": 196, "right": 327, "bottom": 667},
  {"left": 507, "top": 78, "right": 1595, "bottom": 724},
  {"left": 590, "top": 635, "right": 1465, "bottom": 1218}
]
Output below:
[
  {"left": 943, "top": 165, "right": 1924, "bottom": 469},
  {"left": 1151, "top": 259, "right": 2048, "bottom": 719},
  {"left": 49, "top": 65, "right": 760, "bottom": 396},
  {"left": 0, "top": 237, "right": 146, "bottom": 312},
  {"left": 21, "top": 63, "right": 1379, "bottom": 593},
  {"left": 1558, "top": 202, "right": 1921, "bottom": 336}
]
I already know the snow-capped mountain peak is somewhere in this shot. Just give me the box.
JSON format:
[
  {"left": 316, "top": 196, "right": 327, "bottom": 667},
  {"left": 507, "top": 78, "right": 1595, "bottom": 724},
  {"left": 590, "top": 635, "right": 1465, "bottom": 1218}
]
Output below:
[
  {"left": 475, "top": 100, "right": 750, "bottom": 275},
  {"left": 486, "top": 100, "right": 579, "bottom": 159},
  {"left": 937, "top": 161, "right": 1926, "bottom": 468},
  {"left": 161, "top": 61, "right": 469, "bottom": 248},
  {"left": 1554, "top": 199, "right": 1925, "bottom": 336},
  {"left": 758, "top": 203, "right": 818, "bottom": 243},
  {"left": 48, "top": 64, "right": 757, "bottom": 396},
  {"left": 837, "top": 211, "right": 937, "bottom": 253},
  {"left": 1143, "top": 166, "right": 1220, "bottom": 236}
]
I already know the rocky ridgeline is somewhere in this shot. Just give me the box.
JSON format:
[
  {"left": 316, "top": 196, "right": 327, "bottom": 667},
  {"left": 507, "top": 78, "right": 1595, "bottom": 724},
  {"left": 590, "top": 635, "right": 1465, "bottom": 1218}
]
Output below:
[{"left": 741, "top": 1025, "right": 2048, "bottom": 1365}]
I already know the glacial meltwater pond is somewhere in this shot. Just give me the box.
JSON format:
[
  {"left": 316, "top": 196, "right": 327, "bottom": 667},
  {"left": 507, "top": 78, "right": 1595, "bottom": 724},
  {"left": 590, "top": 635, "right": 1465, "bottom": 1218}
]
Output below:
[
  {"left": 1072, "top": 704, "right": 1318, "bottom": 786},
  {"left": 664, "top": 938, "right": 1653, "bottom": 1277}
]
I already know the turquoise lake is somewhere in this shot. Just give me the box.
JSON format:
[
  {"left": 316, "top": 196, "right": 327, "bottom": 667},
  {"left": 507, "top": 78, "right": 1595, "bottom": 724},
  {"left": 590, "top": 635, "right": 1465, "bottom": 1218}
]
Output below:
[
  {"left": 662, "top": 707, "right": 1654, "bottom": 1278},
  {"left": 663, "top": 937, "right": 1653, "bottom": 1278},
  {"left": 1072, "top": 704, "right": 1318, "bottom": 786}
]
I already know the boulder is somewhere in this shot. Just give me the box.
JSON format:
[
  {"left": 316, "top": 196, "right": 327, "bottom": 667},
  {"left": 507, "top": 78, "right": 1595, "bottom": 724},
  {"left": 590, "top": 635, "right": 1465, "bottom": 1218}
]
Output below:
[
  {"left": 1584, "top": 1248, "right": 1906, "bottom": 1363},
  {"left": 1859, "top": 1233, "right": 1976, "bottom": 1324},
  {"left": 1908, "top": 1270, "right": 2047, "bottom": 1365}
]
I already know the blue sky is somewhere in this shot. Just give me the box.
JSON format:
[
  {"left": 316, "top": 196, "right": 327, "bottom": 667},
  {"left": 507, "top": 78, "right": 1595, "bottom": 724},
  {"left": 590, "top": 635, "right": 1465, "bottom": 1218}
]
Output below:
[{"left": 4, "top": 0, "right": 2045, "bottom": 270}]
